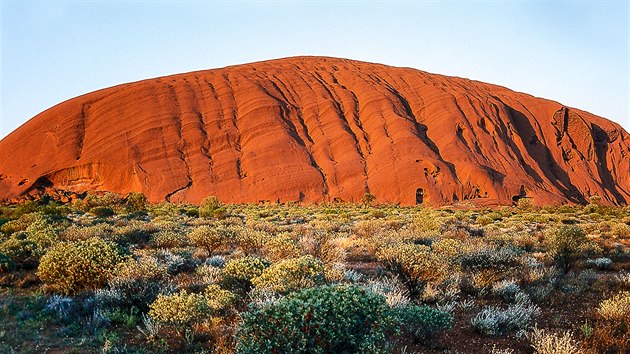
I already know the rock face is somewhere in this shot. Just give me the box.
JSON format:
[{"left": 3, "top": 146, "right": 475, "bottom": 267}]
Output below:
[{"left": 1, "top": 56, "right": 629, "bottom": 206}]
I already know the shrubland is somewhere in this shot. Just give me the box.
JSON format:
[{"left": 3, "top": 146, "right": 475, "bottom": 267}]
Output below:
[{"left": 0, "top": 193, "right": 628, "bottom": 353}]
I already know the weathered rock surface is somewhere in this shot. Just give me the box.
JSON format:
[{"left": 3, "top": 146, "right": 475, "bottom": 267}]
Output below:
[{"left": 1, "top": 56, "right": 628, "bottom": 206}]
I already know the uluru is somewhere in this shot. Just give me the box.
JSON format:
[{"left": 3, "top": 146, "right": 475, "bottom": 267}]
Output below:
[{"left": 0, "top": 56, "right": 628, "bottom": 206}]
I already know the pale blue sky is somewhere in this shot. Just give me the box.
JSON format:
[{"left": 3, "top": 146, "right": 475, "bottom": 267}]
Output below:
[{"left": 1, "top": 1, "right": 628, "bottom": 139}]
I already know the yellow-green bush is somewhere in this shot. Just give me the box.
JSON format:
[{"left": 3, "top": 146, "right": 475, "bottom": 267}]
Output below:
[
  {"left": 0, "top": 252, "right": 14, "bottom": 272},
  {"left": 188, "top": 225, "right": 234, "bottom": 255},
  {"left": 62, "top": 223, "right": 113, "bottom": 241},
  {"left": 377, "top": 243, "right": 447, "bottom": 298},
  {"left": 544, "top": 225, "right": 587, "bottom": 273},
  {"left": 612, "top": 222, "right": 630, "bottom": 239},
  {"left": 220, "top": 256, "right": 270, "bottom": 292},
  {"left": 235, "top": 228, "right": 268, "bottom": 256},
  {"left": 151, "top": 230, "right": 189, "bottom": 249},
  {"left": 431, "top": 238, "right": 463, "bottom": 263},
  {"left": 252, "top": 255, "right": 326, "bottom": 294},
  {"left": 125, "top": 192, "right": 148, "bottom": 212},
  {"left": 148, "top": 290, "right": 210, "bottom": 329},
  {"left": 204, "top": 284, "right": 236, "bottom": 311},
  {"left": 199, "top": 196, "right": 226, "bottom": 219},
  {"left": 262, "top": 232, "right": 302, "bottom": 262},
  {"left": 0, "top": 236, "right": 39, "bottom": 269},
  {"left": 37, "top": 238, "right": 123, "bottom": 294}
]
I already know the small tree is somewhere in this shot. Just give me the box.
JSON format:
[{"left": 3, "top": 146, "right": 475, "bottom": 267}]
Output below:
[
  {"left": 188, "top": 225, "right": 234, "bottom": 255},
  {"left": 199, "top": 196, "right": 226, "bottom": 218},
  {"left": 125, "top": 192, "right": 148, "bottom": 212},
  {"left": 545, "top": 225, "right": 587, "bottom": 273},
  {"left": 361, "top": 193, "right": 376, "bottom": 207}
]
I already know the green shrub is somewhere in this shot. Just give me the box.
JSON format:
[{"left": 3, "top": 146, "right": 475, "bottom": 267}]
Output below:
[
  {"left": 0, "top": 236, "right": 39, "bottom": 269},
  {"left": 1, "top": 213, "right": 37, "bottom": 234},
  {"left": 458, "top": 246, "right": 520, "bottom": 272},
  {"left": 262, "top": 232, "right": 302, "bottom": 262},
  {"left": 235, "top": 228, "right": 268, "bottom": 256},
  {"left": 389, "top": 304, "right": 452, "bottom": 344},
  {"left": 220, "top": 257, "right": 270, "bottom": 292},
  {"left": 98, "top": 257, "right": 169, "bottom": 311},
  {"left": 377, "top": 243, "right": 447, "bottom": 299},
  {"left": 199, "top": 196, "right": 227, "bottom": 219},
  {"left": 0, "top": 252, "right": 15, "bottom": 272},
  {"left": 148, "top": 290, "right": 210, "bottom": 334},
  {"left": 89, "top": 206, "right": 115, "bottom": 218},
  {"left": 188, "top": 225, "right": 234, "bottom": 255},
  {"left": 37, "top": 238, "right": 124, "bottom": 294},
  {"left": 237, "top": 285, "right": 390, "bottom": 353},
  {"left": 125, "top": 192, "right": 148, "bottom": 212},
  {"left": 151, "top": 230, "right": 189, "bottom": 249},
  {"left": 545, "top": 225, "right": 587, "bottom": 273},
  {"left": 204, "top": 284, "right": 236, "bottom": 312},
  {"left": 252, "top": 255, "right": 325, "bottom": 294},
  {"left": 76, "top": 192, "right": 121, "bottom": 212}
]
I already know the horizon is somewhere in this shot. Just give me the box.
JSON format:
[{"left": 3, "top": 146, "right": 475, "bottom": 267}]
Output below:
[{"left": 1, "top": 1, "right": 628, "bottom": 139}]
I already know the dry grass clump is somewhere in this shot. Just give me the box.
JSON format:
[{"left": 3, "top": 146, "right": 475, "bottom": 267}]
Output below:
[{"left": 527, "top": 327, "right": 581, "bottom": 354}]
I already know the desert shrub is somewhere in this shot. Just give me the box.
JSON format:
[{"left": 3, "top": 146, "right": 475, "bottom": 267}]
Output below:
[
  {"left": 199, "top": 196, "right": 227, "bottom": 219},
  {"left": 97, "top": 257, "right": 169, "bottom": 311},
  {"left": 188, "top": 225, "right": 234, "bottom": 255},
  {"left": 389, "top": 304, "right": 452, "bottom": 344},
  {"left": 612, "top": 222, "right": 630, "bottom": 238},
  {"left": 75, "top": 192, "right": 121, "bottom": 212},
  {"left": 151, "top": 230, "right": 189, "bottom": 249},
  {"left": 125, "top": 192, "right": 148, "bottom": 212},
  {"left": 89, "top": 206, "right": 115, "bottom": 217},
  {"left": 1, "top": 212, "right": 47, "bottom": 235},
  {"left": 148, "top": 290, "right": 210, "bottom": 334},
  {"left": 492, "top": 280, "right": 521, "bottom": 303},
  {"left": 583, "top": 292, "right": 630, "bottom": 353},
  {"left": 298, "top": 231, "right": 347, "bottom": 265},
  {"left": 476, "top": 215, "right": 494, "bottom": 226},
  {"left": 220, "top": 257, "right": 270, "bottom": 292},
  {"left": 152, "top": 249, "right": 197, "bottom": 274},
  {"left": 412, "top": 212, "right": 441, "bottom": 232},
  {"left": 234, "top": 228, "right": 268, "bottom": 256},
  {"left": 45, "top": 295, "right": 77, "bottom": 322},
  {"left": 262, "top": 232, "right": 302, "bottom": 262},
  {"left": 236, "top": 285, "right": 390, "bottom": 353},
  {"left": 471, "top": 294, "right": 540, "bottom": 335},
  {"left": 586, "top": 257, "right": 613, "bottom": 270},
  {"left": 431, "top": 238, "right": 463, "bottom": 263},
  {"left": 205, "top": 254, "right": 226, "bottom": 268},
  {"left": 377, "top": 243, "right": 447, "bottom": 298},
  {"left": 38, "top": 238, "right": 124, "bottom": 294},
  {"left": 597, "top": 291, "right": 630, "bottom": 322},
  {"left": 64, "top": 223, "right": 115, "bottom": 241},
  {"left": 0, "top": 252, "right": 15, "bottom": 272},
  {"left": 363, "top": 278, "right": 411, "bottom": 308},
  {"left": 458, "top": 246, "right": 520, "bottom": 272},
  {"left": 196, "top": 264, "right": 222, "bottom": 284},
  {"left": 113, "top": 220, "right": 157, "bottom": 245},
  {"left": 252, "top": 255, "right": 326, "bottom": 294},
  {"left": 527, "top": 327, "right": 581, "bottom": 354},
  {"left": 0, "top": 237, "right": 39, "bottom": 269},
  {"left": 204, "top": 284, "right": 236, "bottom": 312},
  {"left": 544, "top": 226, "right": 587, "bottom": 273}
]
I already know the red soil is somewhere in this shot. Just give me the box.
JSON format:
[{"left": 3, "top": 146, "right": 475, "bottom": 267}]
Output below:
[{"left": 1, "top": 56, "right": 628, "bottom": 206}]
